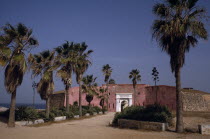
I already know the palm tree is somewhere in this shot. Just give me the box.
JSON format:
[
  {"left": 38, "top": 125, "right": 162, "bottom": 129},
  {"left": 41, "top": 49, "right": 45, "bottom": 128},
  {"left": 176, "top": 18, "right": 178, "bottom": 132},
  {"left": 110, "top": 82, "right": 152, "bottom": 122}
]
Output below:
[
  {"left": 28, "top": 50, "right": 55, "bottom": 118},
  {"left": 97, "top": 87, "right": 108, "bottom": 114},
  {"left": 0, "top": 23, "right": 38, "bottom": 127},
  {"left": 108, "top": 78, "right": 116, "bottom": 84},
  {"left": 74, "top": 42, "right": 93, "bottom": 116},
  {"left": 129, "top": 69, "right": 141, "bottom": 106},
  {"left": 55, "top": 41, "right": 77, "bottom": 113},
  {"left": 152, "top": 0, "right": 208, "bottom": 132},
  {"left": 82, "top": 75, "right": 98, "bottom": 106},
  {"left": 102, "top": 64, "right": 112, "bottom": 110}
]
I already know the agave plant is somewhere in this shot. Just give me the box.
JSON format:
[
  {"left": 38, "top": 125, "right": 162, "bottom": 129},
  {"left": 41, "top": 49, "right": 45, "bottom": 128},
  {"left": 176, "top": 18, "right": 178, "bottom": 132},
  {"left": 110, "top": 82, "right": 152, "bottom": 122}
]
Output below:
[{"left": 0, "top": 23, "right": 38, "bottom": 127}]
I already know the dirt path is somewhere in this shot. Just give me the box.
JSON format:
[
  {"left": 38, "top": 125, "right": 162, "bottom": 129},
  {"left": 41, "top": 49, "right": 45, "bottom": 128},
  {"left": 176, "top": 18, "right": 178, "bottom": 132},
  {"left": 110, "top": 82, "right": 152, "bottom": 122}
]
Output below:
[{"left": 0, "top": 112, "right": 210, "bottom": 139}]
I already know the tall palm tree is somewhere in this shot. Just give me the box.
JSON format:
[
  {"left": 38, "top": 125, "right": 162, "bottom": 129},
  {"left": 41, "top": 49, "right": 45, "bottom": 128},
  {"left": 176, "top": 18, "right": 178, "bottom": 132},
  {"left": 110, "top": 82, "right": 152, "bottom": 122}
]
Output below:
[
  {"left": 0, "top": 23, "right": 38, "bottom": 127},
  {"left": 152, "top": 0, "right": 208, "bottom": 133},
  {"left": 97, "top": 87, "right": 108, "bottom": 114},
  {"left": 129, "top": 69, "right": 141, "bottom": 106},
  {"left": 74, "top": 42, "right": 93, "bottom": 116},
  {"left": 55, "top": 41, "right": 77, "bottom": 113},
  {"left": 82, "top": 75, "right": 98, "bottom": 106},
  {"left": 28, "top": 50, "right": 55, "bottom": 118},
  {"left": 102, "top": 64, "right": 112, "bottom": 110}
]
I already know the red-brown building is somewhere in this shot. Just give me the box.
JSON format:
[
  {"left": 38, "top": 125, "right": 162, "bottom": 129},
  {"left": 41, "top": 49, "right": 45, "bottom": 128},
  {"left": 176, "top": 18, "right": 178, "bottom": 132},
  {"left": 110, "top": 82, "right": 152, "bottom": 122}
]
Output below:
[{"left": 51, "top": 84, "right": 210, "bottom": 112}]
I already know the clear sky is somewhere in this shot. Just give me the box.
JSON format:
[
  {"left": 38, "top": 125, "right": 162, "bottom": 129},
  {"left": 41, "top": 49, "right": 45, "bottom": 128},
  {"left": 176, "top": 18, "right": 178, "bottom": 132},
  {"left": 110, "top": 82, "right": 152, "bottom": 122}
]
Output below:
[{"left": 0, "top": 0, "right": 210, "bottom": 104}]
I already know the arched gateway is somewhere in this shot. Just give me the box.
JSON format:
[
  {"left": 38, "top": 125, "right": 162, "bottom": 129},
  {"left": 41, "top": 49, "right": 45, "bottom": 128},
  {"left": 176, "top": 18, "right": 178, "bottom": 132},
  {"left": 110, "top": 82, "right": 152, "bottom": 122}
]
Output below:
[{"left": 116, "top": 93, "right": 132, "bottom": 112}]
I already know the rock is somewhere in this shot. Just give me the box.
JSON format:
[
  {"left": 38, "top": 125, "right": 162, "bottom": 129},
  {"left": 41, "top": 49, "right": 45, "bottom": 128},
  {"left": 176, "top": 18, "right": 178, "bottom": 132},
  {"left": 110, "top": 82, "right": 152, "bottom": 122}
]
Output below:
[
  {"left": 85, "top": 113, "right": 90, "bottom": 117},
  {"left": 0, "top": 107, "right": 8, "bottom": 112},
  {"left": 54, "top": 116, "right": 66, "bottom": 122},
  {"left": 15, "top": 121, "right": 33, "bottom": 126},
  {"left": 198, "top": 124, "right": 210, "bottom": 135},
  {"left": 34, "top": 119, "right": 44, "bottom": 124},
  {"left": 74, "top": 115, "right": 80, "bottom": 119}
]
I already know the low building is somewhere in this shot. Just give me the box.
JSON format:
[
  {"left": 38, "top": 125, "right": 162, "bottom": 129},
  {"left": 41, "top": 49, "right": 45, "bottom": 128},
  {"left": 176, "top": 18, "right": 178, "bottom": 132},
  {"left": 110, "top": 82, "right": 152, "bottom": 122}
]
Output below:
[{"left": 50, "top": 84, "right": 210, "bottom": 112}]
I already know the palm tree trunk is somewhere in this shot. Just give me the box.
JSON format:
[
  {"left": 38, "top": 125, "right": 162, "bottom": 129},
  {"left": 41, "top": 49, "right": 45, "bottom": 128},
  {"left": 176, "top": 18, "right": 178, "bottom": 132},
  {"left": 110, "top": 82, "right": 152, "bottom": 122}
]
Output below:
[
  {"left": 175, "top": 67, "right": 184, "bottom": 133},
  {"left": 79, "top": 74, "right": 82, "bottom": 117},
  {"left": 133, "top": 86, "right": 136, "bottom": 106},
  {"left": 46, "top": 96, "right": 50, "bottom": 118},
  {"left": 65, "top": 84, "right": 70, "bottom": 113},
  {"left": 106, "top": 82, "right": 109, "bottom": 111},
  {"left": 8, "top": 90, "right": 16, "bottom": 127}
]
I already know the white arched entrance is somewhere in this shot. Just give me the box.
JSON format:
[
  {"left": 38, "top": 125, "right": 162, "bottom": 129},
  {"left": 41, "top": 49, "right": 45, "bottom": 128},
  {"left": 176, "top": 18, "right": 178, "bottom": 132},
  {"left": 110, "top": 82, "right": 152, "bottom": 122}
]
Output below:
[{"left": 116, "top": 93, "right": 133, "bottom": 112}]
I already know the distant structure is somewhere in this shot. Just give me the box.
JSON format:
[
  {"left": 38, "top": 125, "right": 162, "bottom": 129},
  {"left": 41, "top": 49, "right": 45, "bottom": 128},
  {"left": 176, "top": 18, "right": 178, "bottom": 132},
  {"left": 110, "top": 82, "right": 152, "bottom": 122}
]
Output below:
[{"left": 51, "top": 84, "right": 210, "bottom": 112}]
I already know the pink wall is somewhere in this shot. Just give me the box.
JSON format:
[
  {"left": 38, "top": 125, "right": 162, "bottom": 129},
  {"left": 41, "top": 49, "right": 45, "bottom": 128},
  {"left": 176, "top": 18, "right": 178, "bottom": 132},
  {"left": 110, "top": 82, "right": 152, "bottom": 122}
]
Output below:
[{"left": 66, "top": 84, "right": 177, "bottom": 112}]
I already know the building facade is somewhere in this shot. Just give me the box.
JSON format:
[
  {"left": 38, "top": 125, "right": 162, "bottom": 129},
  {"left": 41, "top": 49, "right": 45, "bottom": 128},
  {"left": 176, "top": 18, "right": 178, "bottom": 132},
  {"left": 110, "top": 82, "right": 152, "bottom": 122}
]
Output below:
[{"left": 51, "top": 84, "right": 210, "bottom": 112}]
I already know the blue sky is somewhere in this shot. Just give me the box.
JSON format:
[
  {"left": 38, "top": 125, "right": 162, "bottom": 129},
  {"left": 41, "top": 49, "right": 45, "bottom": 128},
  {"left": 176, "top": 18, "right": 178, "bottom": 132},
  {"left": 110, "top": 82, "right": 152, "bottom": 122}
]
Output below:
[{"left": 0, "top": 0, "right": 210, "bottom": 104}]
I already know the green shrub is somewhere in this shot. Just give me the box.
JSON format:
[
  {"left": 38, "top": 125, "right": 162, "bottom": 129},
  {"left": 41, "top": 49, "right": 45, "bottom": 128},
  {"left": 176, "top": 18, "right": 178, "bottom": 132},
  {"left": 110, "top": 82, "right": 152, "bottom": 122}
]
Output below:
[
  {"left": 65, "top": 111, "right": 74, "bottom": 119},
  {"left": 15, "top": 106, "right": 38, "bottom": 121},
  {"left": 50, "top": 107, "right": 64, "bottom": 117},
  {"left": 0, "top": 109, "right": 10, "bottom": 118},
  {"left": 92, "top": 106, "right": 102, "bottom": 113},
  {"left": 73, "top": 101, "right": 78, "bottom": 106},
  {"left": 112, "top": 104, "right": 172, "bottom": 126}
]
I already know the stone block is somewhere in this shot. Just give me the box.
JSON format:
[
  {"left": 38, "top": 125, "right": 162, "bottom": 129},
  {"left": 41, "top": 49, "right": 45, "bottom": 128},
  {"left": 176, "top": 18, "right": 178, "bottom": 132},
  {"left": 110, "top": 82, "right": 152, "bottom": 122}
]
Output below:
[
  {"left": 93, "top": 112, "right": 97, "bottom": 115},
  {"left": 15, "top": 121, "right": 33, "bottom": 126},
  {"left": 34, "top": 119, "right": 44, "bottom": 124},
  {"left": 198, "top": 124, "right": 210, "bottom": 135},
  {"left": 85, "top": 113, "right": 90, "bottom": 117},
  {"left": 118, "top": 119, "right": 166, "bottom": 131},
  {"left": 98, "top": 112, "right": 103, "bottom": 115},
  {"left": 74, "top": 115, "right": 80, "bottom": 118},
  {"left": 54, "top": 116, "right": 66, "bottom": 121}
]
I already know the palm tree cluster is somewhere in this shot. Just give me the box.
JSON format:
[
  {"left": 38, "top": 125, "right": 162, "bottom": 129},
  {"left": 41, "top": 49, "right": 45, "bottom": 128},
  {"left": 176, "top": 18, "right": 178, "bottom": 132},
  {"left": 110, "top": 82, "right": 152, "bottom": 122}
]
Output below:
[
  {"left": 0, "top": 0, "right": 208, "bottom": 133},
  {"left": 0, "top": 23, "right": 94, "bottom": 126}
]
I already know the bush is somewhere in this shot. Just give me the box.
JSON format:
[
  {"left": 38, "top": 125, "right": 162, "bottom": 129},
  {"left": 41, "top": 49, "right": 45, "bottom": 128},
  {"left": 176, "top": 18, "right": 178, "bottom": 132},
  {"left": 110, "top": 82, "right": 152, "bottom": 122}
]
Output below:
[
  {"left": 92, "top": 106, "right": 102, "bottom": 113},
  {"left": 73, "top": 101, "right": 78, "bottom": 106},
  {"left": 112, "top": 104, "right": 172, "bottom": 126},
  {"left": 15, "top": 106, "right": 38, "bottom": 121},
  {"left": 65, "top": 111, "right": 74, "bottom": 119}
]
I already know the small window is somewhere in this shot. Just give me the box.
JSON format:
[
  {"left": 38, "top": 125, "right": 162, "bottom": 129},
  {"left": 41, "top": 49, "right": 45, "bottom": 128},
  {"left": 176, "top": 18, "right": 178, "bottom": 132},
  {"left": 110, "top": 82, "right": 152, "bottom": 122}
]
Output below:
[
  {"left": 113, "top": 103, "right": 114, "bottom": 108},
  {"left": 109, "top": 103, "right": 110, "bottom": 108}
]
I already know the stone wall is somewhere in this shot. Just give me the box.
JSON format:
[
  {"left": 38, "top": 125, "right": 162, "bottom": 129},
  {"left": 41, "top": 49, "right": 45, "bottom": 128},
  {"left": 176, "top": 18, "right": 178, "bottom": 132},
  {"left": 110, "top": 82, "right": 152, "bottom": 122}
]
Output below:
[
  {"left": 50, "top": 92, "right": 65, "bottom": 108},
  {"left": 182, "top": 91, "right": 210, "bottom": 111}
]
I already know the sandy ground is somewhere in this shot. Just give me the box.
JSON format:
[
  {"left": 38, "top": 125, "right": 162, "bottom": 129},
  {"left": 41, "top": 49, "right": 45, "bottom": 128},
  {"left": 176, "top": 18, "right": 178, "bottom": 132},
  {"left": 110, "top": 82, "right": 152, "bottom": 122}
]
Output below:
[{"left": 1, "top": 113, "right": 210, "bottom": 139}]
